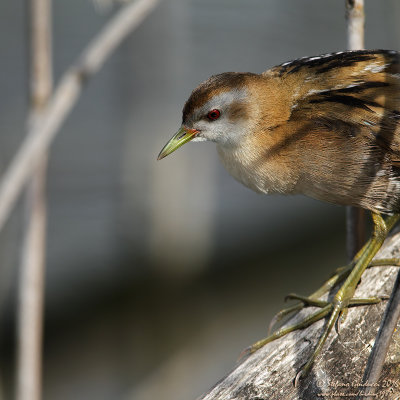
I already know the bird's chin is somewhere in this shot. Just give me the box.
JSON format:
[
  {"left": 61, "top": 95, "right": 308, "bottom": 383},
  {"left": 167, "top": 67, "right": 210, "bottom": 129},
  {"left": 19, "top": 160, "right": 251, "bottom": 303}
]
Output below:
[{"left": 191, "top": 135, "right": 208, "bottom": 142}]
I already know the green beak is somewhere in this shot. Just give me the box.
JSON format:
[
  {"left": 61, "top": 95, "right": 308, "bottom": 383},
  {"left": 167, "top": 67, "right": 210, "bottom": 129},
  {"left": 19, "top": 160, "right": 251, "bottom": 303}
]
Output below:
[{"left": 157, "top": 126, "right": 198, "bottom": 160}]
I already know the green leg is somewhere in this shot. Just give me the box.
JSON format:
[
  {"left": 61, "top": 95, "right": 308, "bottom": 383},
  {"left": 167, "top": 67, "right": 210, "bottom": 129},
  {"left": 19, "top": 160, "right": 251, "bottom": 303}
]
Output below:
[
  {"left": 268, "top": 237, "right": 400, "bottom": 334},
  {"left": 249, "top": 212, "right": 400, "bottom": 384},
  {"left": 296, "top": 212, "right": 400, "bottom": 381}
]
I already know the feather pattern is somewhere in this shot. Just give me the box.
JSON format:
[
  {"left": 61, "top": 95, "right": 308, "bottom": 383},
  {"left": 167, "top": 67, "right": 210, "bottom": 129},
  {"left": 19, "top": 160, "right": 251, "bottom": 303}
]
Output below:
[{"left": 267, "top": 50, "right": 400, "bottom": 213}]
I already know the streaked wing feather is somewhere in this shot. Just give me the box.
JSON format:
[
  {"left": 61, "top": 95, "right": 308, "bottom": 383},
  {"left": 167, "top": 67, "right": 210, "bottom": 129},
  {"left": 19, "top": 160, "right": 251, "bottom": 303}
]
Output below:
[{"left": 267, "top": 50, "right": 400, "bottom": 212}]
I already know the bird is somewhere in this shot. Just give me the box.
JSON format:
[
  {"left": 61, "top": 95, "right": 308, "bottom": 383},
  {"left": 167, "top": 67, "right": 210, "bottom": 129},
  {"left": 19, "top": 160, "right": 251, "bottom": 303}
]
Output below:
[{"left": 157, "top": 49, "right": 400, "bottom": 381}]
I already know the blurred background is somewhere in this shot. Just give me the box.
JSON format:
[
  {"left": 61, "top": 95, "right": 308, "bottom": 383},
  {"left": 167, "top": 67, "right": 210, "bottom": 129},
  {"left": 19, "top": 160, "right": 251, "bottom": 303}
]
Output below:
[{"left": 0, "top": 0, "right": 399, "bottom": 399}]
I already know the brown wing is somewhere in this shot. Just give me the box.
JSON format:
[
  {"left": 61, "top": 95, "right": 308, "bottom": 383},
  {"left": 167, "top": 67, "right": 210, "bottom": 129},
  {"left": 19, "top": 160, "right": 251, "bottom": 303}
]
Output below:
[
  {"left": 267, "top": 50, "right": 400, "bottom": 212},
  {"left": 273, "top": 50, "right": 400, "bottom": 152}
]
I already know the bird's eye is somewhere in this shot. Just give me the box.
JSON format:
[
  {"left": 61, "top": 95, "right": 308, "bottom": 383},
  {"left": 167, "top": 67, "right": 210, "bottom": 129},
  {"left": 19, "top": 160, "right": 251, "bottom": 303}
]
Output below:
[{"left": 207, "top": 109, "right": 221, "bottom": 121}]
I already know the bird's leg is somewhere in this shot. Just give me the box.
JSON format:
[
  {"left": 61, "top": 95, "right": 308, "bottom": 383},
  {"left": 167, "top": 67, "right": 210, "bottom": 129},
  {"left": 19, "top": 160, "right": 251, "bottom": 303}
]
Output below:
[
  {"left": 295, "top": 212, "right": 400, "bottom": 381},
  {"left": 269, "top": 239, "right": 400, "bottom": 334},
  {"left": 248, "top": 212, "right": 400, "bottom": 383}
]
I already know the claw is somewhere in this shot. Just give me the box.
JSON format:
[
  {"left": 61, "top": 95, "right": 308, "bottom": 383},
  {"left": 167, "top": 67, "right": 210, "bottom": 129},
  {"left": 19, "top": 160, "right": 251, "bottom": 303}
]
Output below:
[
  {"left": 268, "top": 303, "right": 303, "bottom": 334},
  {"left": 294, "top": 369, "right": 303, "bottom": 388},
  {"left": 284, "top": 293, "right": 295, "bottom": 302},
  {"left": 336, "top": 308, "right": 348, "bottom": 334},
  {"left": 336, "top": 313, "right": 342, "bottom": 335},
  {"left": 238, "top": 345, "right": 252, "bottom": 362}
]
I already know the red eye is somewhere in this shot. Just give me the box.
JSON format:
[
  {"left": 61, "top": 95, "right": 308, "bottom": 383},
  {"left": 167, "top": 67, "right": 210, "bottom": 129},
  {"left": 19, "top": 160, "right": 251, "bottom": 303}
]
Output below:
[{"left": 207, "top": 109, "right": 221, "bottom": 121}]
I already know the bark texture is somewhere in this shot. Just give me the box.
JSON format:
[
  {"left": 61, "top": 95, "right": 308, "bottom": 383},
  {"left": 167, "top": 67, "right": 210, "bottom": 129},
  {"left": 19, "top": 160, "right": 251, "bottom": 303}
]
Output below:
[{"left": 199, "top": 232, "right": 400, "bottom": 400}]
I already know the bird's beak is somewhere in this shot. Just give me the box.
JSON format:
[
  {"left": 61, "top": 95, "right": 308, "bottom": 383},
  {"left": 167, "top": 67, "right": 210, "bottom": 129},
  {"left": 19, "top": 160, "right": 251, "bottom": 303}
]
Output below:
[{"left": 157, "top": 126, "right": 198, "bottom": 160}]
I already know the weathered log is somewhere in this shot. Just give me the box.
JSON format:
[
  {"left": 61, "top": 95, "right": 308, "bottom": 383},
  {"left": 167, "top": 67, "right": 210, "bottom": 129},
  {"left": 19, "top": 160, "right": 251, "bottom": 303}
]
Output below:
[{"left": 199, "top": 232, "right": 400, "bottom": 400}]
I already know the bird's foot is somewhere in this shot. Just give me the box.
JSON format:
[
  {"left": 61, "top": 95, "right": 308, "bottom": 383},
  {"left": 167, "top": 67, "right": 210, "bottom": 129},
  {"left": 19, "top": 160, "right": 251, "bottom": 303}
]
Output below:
[
  {"left": 268, "top": 257, "right": 400, "bottom": 334},
  {"left": 268, "top": 264, "right": 352, "bottom": 334},
  {"left": 243, "top": 294, "right": 385, "bottom": 386},
  {"left": 250, "top": 213, "right": 400, "bottom": 385},
  {"left": 250, "top": 295, "right": 383, "bottom": 354}
]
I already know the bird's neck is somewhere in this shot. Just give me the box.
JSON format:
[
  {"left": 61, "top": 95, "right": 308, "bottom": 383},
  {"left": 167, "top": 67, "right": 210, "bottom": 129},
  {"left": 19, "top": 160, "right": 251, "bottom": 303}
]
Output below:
[{"left": 216, "top": 75, "right": 302, "bottom": 194}]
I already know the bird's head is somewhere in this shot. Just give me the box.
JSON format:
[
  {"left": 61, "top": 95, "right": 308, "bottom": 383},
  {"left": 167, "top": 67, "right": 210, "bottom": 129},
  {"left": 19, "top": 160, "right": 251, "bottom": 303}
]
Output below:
[{"left": 157, "top": 72, "right": 259, "bottom": 160}]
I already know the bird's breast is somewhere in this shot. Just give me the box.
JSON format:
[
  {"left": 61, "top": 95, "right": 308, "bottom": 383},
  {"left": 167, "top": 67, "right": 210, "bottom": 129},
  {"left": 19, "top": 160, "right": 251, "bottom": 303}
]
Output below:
[{"left": 216, "top": 139, "right": 299, "bottom": 195}]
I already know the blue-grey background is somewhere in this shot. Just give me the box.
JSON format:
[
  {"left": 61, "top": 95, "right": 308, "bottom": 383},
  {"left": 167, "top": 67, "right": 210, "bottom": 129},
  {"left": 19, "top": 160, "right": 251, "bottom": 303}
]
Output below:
[{"left": 0, "top": 0, "right": 399, "bottom": 399}]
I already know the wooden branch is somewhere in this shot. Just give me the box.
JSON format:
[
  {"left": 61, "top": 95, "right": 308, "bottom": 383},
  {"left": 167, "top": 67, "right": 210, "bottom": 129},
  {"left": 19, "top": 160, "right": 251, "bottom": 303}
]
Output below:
[
  {"left": 346, "top": 0, "right": 365, "bottom": 50},
  {"left": 198, "top": 232, "right": 400, "bottom": 400},
  {"left": 0, "top": 0, "right": 159, "bottom": 233},
  {"left": 16, "top": 1, "right": 52, "bottom": 399},
  {"left": 16, "top": 155, "right": 48, "bottom": 400},
  {"left": 362, "top": 269, "right": 400, "bottom": 400}
]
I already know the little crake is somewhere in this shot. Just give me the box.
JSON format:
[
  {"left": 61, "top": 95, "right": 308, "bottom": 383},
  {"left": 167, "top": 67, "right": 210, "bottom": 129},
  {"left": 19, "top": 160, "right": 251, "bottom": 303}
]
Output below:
[
  {"left": 159, "top": 50, "right": 400, "bottom": 212},
  {"left": 157, "top": 50, "right": 400, "bottom": 382}
]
